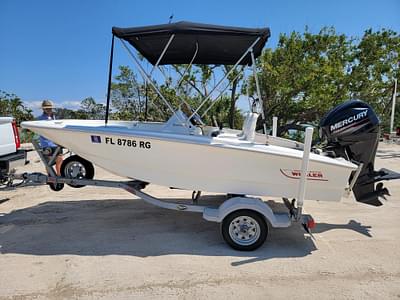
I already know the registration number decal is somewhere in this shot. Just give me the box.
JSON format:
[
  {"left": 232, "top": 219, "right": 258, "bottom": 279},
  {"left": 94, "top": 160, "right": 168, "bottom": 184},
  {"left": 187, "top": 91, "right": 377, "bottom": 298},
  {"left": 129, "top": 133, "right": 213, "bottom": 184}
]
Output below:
[{"left": 105, "top": 137, "right": 151, "bottom": 149}]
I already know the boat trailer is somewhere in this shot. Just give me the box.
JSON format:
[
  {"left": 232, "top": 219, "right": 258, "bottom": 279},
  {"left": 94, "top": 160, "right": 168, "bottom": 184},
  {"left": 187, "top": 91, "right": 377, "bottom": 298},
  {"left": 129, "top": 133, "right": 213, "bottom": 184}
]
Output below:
[{"left": 1, "top": 129, "right": 318, "bottom": 251}]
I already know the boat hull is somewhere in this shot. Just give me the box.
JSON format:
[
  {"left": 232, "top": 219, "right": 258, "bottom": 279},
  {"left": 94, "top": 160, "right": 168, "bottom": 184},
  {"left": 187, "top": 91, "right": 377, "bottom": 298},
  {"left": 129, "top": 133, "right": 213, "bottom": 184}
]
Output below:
[{"left": 22, "top": 120, "right": 357, "bottom": 202}]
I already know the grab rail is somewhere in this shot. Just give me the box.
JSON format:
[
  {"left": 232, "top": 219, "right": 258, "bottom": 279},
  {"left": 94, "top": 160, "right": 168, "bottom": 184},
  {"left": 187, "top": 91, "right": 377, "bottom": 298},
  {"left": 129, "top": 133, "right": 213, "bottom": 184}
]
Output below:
[{"left": 296, "top": 126, "right": 313, "bottom": 220}]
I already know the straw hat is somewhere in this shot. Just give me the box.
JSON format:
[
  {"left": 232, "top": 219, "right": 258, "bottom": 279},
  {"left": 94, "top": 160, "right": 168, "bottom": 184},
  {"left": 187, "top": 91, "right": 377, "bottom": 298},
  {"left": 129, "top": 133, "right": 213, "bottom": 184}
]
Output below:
[{"left": 41, "top": 100, "right": 54, "bottom": 109}]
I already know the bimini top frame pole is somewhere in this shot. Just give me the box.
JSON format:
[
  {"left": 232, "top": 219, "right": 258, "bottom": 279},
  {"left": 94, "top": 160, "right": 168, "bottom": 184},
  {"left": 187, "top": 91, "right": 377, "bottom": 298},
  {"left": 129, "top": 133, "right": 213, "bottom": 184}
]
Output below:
[
  {"left": 112, "top": 22, "right": 270, "bottom": 65},
  {"left": 250, "top": 49, "right": 267, "bottom": 134},
  {"left": 110, "top": 22, "right": 270, "bottom": 126},
  {"left": 200, "top": 65, "right": 245, "bottom": 118},
  {"left": 146, "top": 34, "right": 175, "bottom": 120},
  {"left": 119, "top": 38, "right": 186, "bottom": 123},
  {"left": 104, "top": 32, "right": 185, "bottom": 125},
  {"left": 153, "top": 42, "right": 199, "bottom": 114},
  {"left": 105, "top": 34, "right": 115, "bottom": 125},
  {"left": 390, "top": 78, "right": 398, "bottom": 134},
  {"left": 187, "top": 37, "right": 261, "bottom": 122},
  {"left": 149, "top": 34, "right": 175, "bottom": 76}
]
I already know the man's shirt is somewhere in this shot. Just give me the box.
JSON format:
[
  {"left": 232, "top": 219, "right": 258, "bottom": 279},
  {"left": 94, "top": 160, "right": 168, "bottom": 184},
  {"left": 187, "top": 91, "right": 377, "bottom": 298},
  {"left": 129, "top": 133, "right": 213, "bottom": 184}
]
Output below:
[{"left": 37, "top": 113, "right": 57, "bottom": 148}]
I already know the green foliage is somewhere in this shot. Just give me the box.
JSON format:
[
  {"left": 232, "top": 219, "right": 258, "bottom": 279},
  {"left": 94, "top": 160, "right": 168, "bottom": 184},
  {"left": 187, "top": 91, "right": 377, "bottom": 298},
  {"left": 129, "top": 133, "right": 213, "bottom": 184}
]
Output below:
[
  {"left": 110, "top": 66, "right": 144, "bottom": 120},
  {"left": 4, "top": 27, "right": 398, "bottom": 136},
  {"left": 0, "top": 91, "right": 34, "bottom": 143},
  {"left": 0, "top": 90, "right": 34, "bottom": 124},
  {"left": 350, "top": 29, "right": 400, "bottom": 131},
  {"left": 53, "top": 107, "right": 78, "bottom": 119},
  {"left": 19, "top": 128, "right": 35, "bottom": 143},
  {"left": 80, "top": 97, "right": 106, "bottom": 119},
  {"left": 110, "top": 64, "right": 244, "bottom": 128},
  {"left": 53, "top": 97, "right": 105, "bottom": 120},
  {"left": 250, "top": 28, "right": 399, "bottom": 132},
  {"left": 201, "top": 96, "right": 244, "bottom": 129}
]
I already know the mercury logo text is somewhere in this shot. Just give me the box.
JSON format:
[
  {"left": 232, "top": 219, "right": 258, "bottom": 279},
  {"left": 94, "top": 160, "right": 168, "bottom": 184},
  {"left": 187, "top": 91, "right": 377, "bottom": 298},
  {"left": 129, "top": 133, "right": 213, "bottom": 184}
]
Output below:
[{"left": 330, "top": 109, "right": 368, "bottom": 133}]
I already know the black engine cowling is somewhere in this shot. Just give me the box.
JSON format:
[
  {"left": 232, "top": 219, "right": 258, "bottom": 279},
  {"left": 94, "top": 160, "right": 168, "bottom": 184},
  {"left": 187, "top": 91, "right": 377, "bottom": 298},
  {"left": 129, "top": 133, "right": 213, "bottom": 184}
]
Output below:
[{"left": 320, "top": 100, "right": 391, "bottom": 206}]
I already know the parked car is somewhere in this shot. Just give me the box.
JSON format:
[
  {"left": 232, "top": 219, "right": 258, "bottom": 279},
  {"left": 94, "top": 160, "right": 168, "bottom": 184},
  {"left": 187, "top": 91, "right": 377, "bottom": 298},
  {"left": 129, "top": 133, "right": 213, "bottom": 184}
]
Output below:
[{"left": 0, "top": 117, "right": 28, "bottom": 182}]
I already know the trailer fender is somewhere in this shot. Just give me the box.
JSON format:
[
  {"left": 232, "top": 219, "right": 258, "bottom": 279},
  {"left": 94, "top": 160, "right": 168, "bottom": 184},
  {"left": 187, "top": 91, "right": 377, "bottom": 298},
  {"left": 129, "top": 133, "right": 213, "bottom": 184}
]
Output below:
[{"left": 203, "top": 197, "right": 291, "bottom": 228}]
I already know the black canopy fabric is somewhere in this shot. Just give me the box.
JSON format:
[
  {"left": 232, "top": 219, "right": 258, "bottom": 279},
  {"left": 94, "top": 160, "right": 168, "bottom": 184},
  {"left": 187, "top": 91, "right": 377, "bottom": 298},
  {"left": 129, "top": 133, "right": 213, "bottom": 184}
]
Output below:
[{"left": 112, "top": 21, "right": 270, "bottom": 65}]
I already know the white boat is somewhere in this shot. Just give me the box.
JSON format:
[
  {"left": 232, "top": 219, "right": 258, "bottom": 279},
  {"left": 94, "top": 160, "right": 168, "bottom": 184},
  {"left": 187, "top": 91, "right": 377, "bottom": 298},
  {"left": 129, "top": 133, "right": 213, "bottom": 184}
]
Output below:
[
  {"left": 22, "top": 22, "right": 397, "bottom": 207},
  {"left": 21, "top": 114, "right": 357, "bottom": 202},
  {"left": 15, "top": 21, "right": 400, "bottom": 251}
]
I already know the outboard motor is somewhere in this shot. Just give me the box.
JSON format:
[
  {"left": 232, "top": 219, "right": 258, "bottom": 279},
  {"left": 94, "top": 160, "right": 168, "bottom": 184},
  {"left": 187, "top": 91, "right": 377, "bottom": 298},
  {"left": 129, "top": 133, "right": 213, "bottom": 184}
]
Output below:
[{"left": 320, "top": 100, "right": 400, "bottom": 206}]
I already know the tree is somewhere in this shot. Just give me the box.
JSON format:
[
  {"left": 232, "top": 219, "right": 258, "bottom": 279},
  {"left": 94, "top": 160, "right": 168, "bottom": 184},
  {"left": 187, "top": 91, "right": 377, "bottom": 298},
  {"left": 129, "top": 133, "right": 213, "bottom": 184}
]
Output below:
[
  {"left": 250, "top": 28, "right": 400, "bottom": 132},
  {"left": 80, "top": 97, "right": 106, "bottom": 119},
  {"left": 250, "top": 27, "right": 353, "bottom": 129},
  {"left": 111, "top": 64, "right": 244, "bottom": 128},
  {"left": 349, "top": 28, "right": 400, "bottom": 131},
  {"left": 53, "top": 97, "right": 105, "bottom": 120},
  {"left": 54, "top": 107, "right": 80, "bottom": 119},
  {"left": 0, "top": 90, "right": 34, "bottom": 124},
  {"left": 111, "top": 65, "right": 144, "bottom": 120},
  {"left": 203, "top": 95, "right": 244, "bottom": 129},
  {"left": 224, "top": 66, "right": 244, "bottom": 129},
  {"left": 172, "top": 64, "right": 244, "bottom": 128}
]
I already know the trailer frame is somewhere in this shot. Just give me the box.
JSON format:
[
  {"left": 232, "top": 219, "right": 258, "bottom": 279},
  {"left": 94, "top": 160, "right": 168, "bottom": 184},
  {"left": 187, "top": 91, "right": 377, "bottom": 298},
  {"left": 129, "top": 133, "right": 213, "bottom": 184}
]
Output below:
[{"left": 1, "top": 129, "right": 316, "bottom": 250}]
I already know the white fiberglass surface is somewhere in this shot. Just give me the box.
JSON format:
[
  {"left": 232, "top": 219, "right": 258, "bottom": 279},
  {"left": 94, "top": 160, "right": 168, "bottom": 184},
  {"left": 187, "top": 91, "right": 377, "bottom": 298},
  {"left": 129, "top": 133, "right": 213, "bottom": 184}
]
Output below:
[
  {"left": 24, "top": 119, "right": 163, "bottom": 130},
  {"left": 20, "top": 120, "right": 356, "bottom": 201},
  {"left": 212, "top": 137, "right": 356, "bottom": 169},
  {"left": 22, "top": 119, "right": 357, "bottom": 170}
]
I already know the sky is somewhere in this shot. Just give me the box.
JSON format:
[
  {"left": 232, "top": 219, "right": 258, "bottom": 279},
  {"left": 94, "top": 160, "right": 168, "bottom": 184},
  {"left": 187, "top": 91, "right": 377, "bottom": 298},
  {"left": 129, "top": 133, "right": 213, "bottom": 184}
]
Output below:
[{"left": 1, "top": 0, "right": 399, "bottom": 115}]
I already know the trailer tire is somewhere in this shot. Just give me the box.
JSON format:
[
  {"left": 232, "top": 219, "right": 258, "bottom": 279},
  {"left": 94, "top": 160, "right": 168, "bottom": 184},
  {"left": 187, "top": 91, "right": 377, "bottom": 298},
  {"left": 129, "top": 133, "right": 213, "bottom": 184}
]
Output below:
[
  {"left": 221, "top": 209, "right": 268, "bottom": 251},
  {"left": 61, "top": 155, "right": 95, "bottom": 188}
]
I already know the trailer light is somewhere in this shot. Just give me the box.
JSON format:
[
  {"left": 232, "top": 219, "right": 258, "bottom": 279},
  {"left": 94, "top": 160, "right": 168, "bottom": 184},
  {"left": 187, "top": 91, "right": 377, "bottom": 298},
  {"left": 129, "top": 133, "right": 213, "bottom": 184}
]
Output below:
[
  {"left": 11, "top": 119, "right": 21, "bottom": 149},
  {"left": 307, "top": 218, "right": 315, "bottom": 229}
]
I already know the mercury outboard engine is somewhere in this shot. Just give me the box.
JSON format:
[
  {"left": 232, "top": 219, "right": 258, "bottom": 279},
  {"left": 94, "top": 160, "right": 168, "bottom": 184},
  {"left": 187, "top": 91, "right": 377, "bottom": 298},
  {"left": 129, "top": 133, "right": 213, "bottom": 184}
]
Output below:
[{"left": 320, "top": 100, "right": 400, "bottom": 206}]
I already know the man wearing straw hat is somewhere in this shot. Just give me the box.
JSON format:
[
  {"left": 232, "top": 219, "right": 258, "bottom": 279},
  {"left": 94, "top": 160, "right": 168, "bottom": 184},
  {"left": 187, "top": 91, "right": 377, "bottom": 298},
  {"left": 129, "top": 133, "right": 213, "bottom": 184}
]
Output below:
[{"left": 37, "top": 100, "right": 63, "bottom": 176}]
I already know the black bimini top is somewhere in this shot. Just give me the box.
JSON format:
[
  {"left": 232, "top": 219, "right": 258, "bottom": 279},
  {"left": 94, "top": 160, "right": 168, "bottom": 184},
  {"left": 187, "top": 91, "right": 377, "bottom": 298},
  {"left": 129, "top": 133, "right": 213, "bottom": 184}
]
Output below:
[{"left": 112, "top": 21, "right": 270, "bottom": 65}]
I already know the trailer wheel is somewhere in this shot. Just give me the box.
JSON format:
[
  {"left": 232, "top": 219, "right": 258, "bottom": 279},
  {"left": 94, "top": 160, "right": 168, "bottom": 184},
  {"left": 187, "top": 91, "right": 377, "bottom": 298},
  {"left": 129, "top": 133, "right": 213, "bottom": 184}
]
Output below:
[
  {"left": 221, "top": 210, "right": 268, "bottom": 251},
  {"left": 61, "top": 155, "right": 94, "bottom": 188}
]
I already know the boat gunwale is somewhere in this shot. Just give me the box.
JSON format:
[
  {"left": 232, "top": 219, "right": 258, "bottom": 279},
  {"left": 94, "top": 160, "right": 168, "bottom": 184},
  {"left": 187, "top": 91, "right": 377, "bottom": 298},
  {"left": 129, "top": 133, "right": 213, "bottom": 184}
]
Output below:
[{"left": 21, "top": 120, "right": 357, "bottom": 170}]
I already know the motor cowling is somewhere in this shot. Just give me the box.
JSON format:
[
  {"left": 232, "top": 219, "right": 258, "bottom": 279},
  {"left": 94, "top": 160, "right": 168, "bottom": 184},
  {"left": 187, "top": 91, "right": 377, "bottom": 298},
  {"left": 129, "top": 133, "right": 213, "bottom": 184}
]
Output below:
[{"left": 319, "top": 100, "right": 387, "bottom": 206}]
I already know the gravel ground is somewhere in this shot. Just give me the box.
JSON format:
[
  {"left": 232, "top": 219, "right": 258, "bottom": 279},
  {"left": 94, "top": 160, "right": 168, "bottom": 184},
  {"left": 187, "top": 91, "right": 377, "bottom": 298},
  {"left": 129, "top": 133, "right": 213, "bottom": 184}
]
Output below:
[{"left": 0, "top": 143, "right": 399, "bottom": 299}]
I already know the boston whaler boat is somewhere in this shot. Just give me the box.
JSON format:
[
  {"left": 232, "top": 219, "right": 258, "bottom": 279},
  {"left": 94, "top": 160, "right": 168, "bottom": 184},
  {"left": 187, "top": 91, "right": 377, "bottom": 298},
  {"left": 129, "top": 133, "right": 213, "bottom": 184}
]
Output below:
[{"left": 13, "top": 22, "right": 400, "bottom": 250}]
